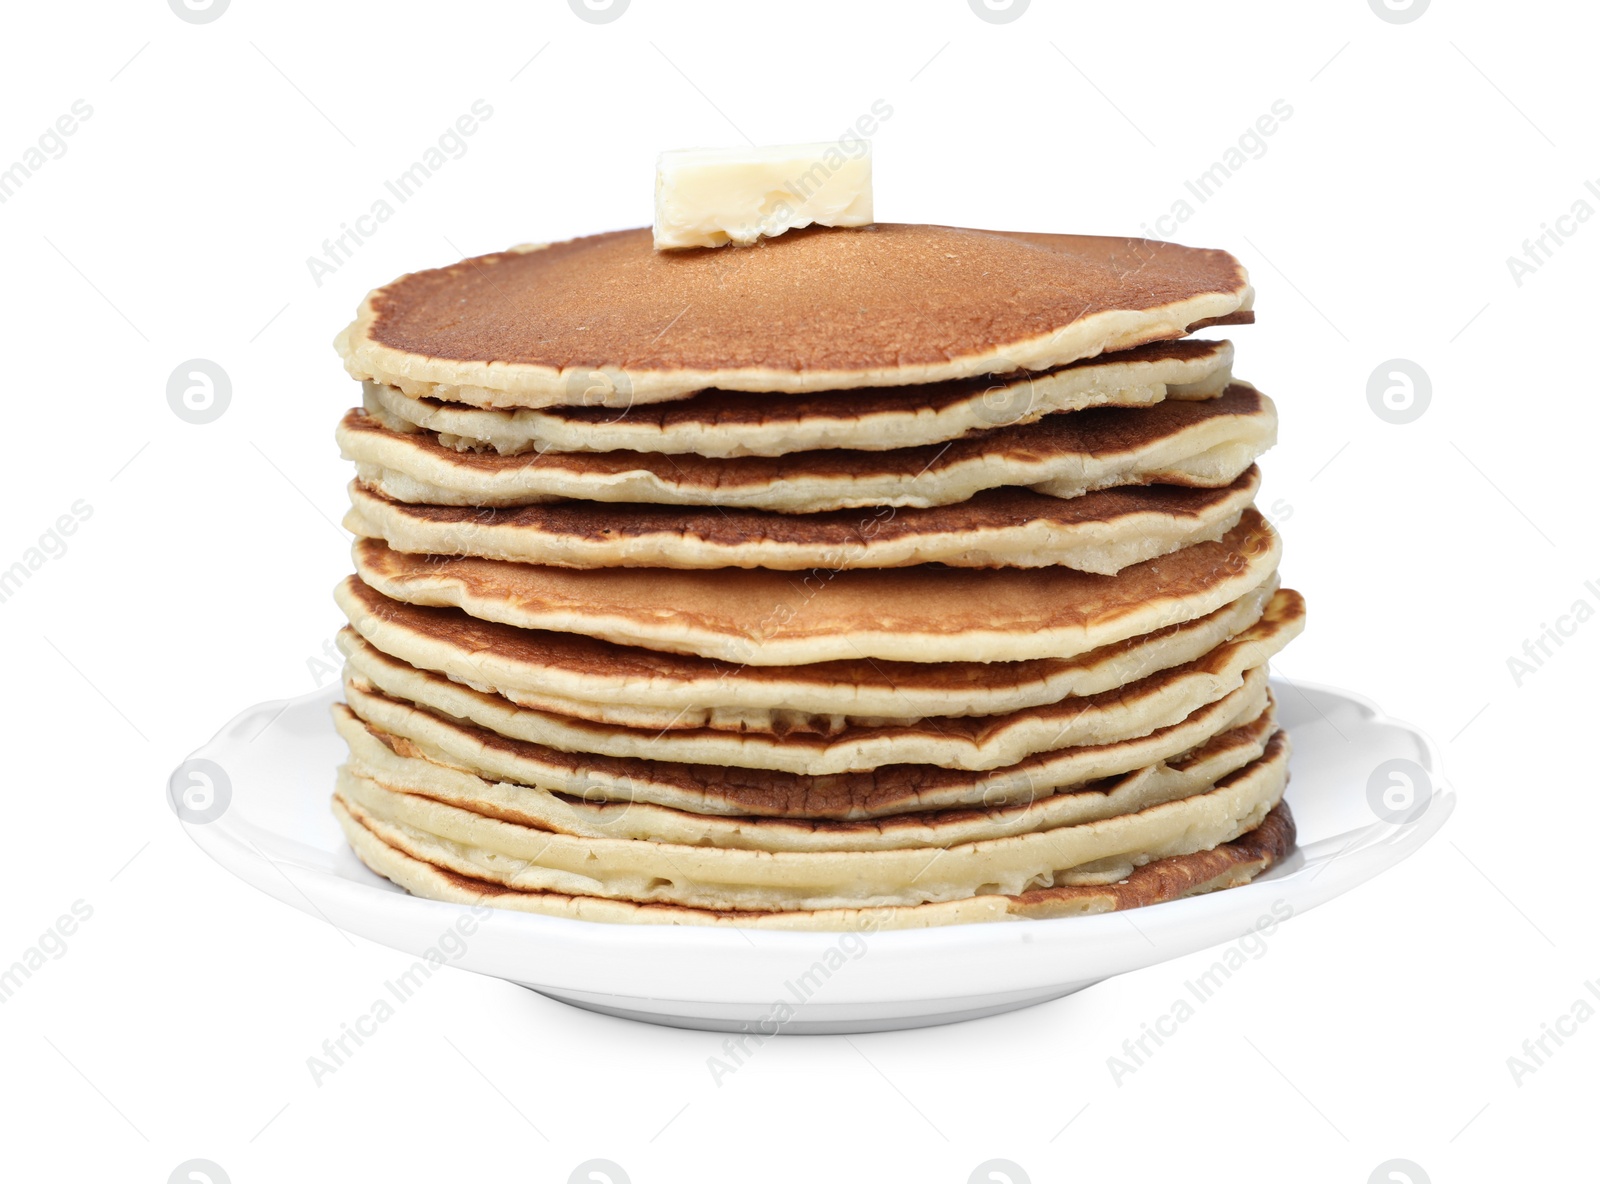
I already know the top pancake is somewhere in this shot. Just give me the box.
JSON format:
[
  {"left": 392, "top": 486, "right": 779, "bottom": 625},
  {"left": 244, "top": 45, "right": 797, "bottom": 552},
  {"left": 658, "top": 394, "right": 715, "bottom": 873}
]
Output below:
[{"left": 336, "top": 225, "right": 1253, "bottom": 408}]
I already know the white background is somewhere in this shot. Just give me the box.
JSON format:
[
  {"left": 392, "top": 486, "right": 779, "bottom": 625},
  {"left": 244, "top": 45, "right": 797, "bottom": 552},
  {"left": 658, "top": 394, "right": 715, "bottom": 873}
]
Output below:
[{"left": 2, "top": 0, "right": 1595, "bottom": 1180}]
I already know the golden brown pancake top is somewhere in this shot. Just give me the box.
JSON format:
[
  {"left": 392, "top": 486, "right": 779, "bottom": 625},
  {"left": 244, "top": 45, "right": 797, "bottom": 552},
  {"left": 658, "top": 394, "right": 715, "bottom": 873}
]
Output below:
[{"left": 364, "top": 225, "right": 1250, "bottom": 375}]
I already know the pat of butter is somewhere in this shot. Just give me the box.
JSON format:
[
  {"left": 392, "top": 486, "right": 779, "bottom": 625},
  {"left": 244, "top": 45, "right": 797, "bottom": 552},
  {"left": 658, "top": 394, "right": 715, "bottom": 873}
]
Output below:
[{"left": 653, "top": 142, "right": 873, "bottom": 250}]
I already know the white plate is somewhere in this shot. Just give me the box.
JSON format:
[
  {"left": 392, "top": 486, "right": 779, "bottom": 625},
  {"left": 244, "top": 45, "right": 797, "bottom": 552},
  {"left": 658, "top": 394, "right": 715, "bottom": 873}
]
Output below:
[{"left": 172, "top": 679, "right": 1451, "bottom": 1033}]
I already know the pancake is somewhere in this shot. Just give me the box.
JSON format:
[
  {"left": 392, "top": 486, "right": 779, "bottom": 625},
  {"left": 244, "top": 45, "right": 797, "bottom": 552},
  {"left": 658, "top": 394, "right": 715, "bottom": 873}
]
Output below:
[
  {"left": 338, "top": 674, "right": 1272, "bottom": 819},
  {"left": 343, "top": 509, "right": 1280, "bottom": 664},
  {"left": 335, "top": 697, "right": 1277, "bottom": 850},
  {"left": 335, "top": 225, "right": 1252, "bottom": 407},
  {"left": 335, "top": 794, "right": 1295, "bottom": 929},
  {"left": 343, "top": 466, "right": 1261, "bottom": 575},
  {"left": 333, "top": 573, "right": 1277, "bottom": 731},
  {"left": 340, "top": 384, "right": 1275, "bottom": 513},
  {"left": 360, "top": 337, "right": 1235, "bottom": 458},
  {"left": 336, "top": 589, "right": 1304, "bottom": 772},
  {"left": 331, "top": 730, "right": 1289, "bottom": 910}
]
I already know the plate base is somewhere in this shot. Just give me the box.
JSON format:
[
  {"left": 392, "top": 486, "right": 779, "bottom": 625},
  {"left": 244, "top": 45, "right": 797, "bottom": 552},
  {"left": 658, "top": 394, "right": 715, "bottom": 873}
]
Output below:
[{"left": 525, "top": 980, "right": 1102, "bottom": 1034}]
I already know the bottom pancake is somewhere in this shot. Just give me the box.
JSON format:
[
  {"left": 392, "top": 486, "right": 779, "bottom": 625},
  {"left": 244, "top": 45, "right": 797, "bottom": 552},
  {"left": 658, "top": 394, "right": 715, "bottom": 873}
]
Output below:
[
  {"left": 335, "top": 796, "right": 1295, "bottom": 931},
  {"left": 331, "top": 732, "right": 1289, "bottom": 911}
]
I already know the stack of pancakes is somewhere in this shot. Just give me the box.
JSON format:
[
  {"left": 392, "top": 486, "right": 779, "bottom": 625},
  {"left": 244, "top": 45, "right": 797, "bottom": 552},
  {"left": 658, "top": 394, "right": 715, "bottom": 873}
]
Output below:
[{"left": 329, "top": 224, "right": 1305, "bottom": 930}]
